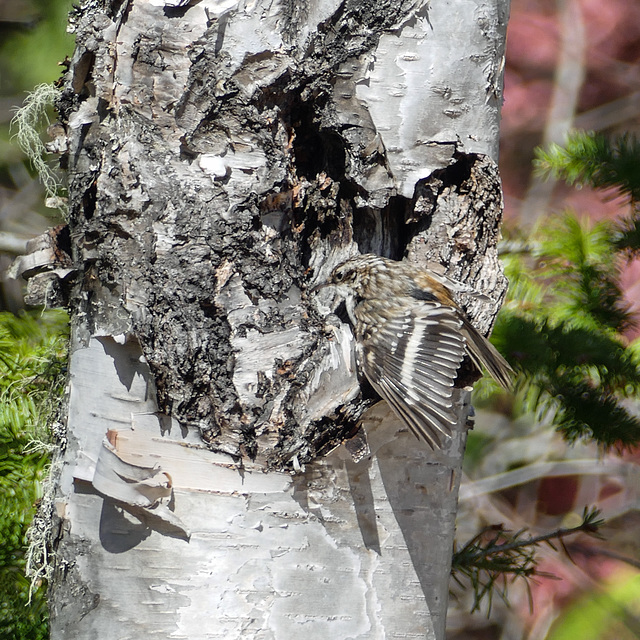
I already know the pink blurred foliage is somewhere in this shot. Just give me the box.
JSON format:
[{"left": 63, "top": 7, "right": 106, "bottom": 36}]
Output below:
[
  {"left": 581, "top": 0, "right": 640, "bottom": 71},
  {"left": 506, "top": 13, "right": 559, "bottom": 73},
  {"left": 521, "top": 553, "right": 625, "bottom": 624},
  {"left": 523, "top": 560, "right": 579, "bottom": 621},
  {"left": 502, "top": 73, "right": 553, "bottom": 134},
  {"left": 501, "top": 0, "right": 640, "bottom": 208},
  {"left": 557, "top": 186, "right": 630, "bottom": 221},
  {"left": 620, "top": 258, "right": 640, "bottom": 339}
]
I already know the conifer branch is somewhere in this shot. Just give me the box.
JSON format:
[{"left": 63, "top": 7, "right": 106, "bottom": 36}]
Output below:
[{"left": 452, "top": 507, "right": 605, "bottom": 613}]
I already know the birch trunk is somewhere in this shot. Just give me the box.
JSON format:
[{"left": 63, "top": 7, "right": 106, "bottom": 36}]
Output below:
[{"left": 34, "top": 0, "right": 510, "bottom": 637}]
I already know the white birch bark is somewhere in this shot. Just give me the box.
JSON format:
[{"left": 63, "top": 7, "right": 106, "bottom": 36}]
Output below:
[{"left": 32, "top": 0, "right": 510, "bottom": 637}]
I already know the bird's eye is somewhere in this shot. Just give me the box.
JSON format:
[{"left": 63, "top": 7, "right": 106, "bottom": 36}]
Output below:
[
  {"left": 332, "top": 268, "right": 356, "bottom": 284},
  {"left": 333, "top": 270, "right": 346, "bottom": 283}
]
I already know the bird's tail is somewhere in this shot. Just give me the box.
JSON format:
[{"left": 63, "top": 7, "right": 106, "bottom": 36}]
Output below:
[{"left": 461, "top": 318, "right": 513, "bottom": 390}]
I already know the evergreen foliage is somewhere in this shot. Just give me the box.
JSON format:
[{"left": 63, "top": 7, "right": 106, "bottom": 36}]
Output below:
[
  {"left": 535, "top": 131, "right": 640, "bottom": 201},
  {"left": 492, "top": 132, "right": 640, "bottom": 447},
  {"left": 0, "top": 310, "right": 68, "bottom": 640},
  {"left": 535, "top": 130, "right": 640, "bottom": 257},
  {"left": 452, "top": 507, "right": 604, "bottom": 614}
]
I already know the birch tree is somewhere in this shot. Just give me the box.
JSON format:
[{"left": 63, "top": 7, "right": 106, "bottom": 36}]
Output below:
[{"left": 15, "top": 0, "right": 510, "bottom": 637}]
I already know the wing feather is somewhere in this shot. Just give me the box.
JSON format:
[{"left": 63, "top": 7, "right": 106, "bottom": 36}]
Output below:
[
  {"left": 382, "top": 358, "right": 455, "bottom": 399},
  {"left": 359, "top": 302, "right": 467, "bottom": 448},
  {"left": 375, "top": 377, "right": 448, "bottom": 449}
]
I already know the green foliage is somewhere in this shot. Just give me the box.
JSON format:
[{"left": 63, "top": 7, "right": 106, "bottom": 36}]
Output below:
[
  {"left": 0, "top": 0, "right": 75, "bottom": 92},
  {"left": 0, "top": 310, "right": 68, "bottom": 639},
  {"left": 493, "top": 133, "right": 640, "bottom": 447},
  {"left": 535, "top": 131, "right": 640, "bottom": 201},
  {"left": 535, "top": 131, "right": 640, "bottom": 256},
  {"left": 613, "top": 214, "right": 640, "bottom": 256}
]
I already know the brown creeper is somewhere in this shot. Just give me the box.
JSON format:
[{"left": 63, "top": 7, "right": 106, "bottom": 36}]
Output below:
[{"left": 323, "top": 254, "right": 513, "bottom": 449}]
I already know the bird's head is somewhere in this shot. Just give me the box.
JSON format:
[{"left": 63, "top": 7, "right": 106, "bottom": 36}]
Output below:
[{"left": 327, "top": 254, "right": 390, "bottom": 298}]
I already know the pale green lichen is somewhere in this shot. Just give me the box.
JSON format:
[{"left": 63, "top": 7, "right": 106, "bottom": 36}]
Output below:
[{"left": 11, "top": 83, "right": 68, "bottom": 215}]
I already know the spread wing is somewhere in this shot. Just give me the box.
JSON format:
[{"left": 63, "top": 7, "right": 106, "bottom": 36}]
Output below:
[{"left": 357, "top": 301, "right": 468, "bottom": 449}]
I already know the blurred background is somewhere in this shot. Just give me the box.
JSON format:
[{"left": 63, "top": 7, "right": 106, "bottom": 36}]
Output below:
[
  {"left": 454, "top": 0, "right": 640, "bottom": 638},
  {"left": 0, "top": 0, "right": 72, "bottom": 312},
  {"left": 0, "top": 0, "right": 638, "bottom": 639},
  {"left": 0, "top": 2, "right": 73, "bottom": 638},
  {"left": 501, "top": 0, "right": 640, "bottom": 334}
]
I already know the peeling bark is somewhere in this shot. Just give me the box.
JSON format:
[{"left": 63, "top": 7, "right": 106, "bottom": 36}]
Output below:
[{"left": 42, "top": 0, "right": 510, "bottom": 637}]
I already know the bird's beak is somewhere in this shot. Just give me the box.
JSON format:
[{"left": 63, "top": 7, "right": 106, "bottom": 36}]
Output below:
[{"left": 309, "top": 281, "right": 330, "bottom": 295}]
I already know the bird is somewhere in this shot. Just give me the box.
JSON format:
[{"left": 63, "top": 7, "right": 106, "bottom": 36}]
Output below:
[{"left": 321, "top": 253, "right": 513, "bottom": 449}]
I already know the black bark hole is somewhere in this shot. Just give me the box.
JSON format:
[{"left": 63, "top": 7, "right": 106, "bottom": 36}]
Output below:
[
  {"left": 82, "top": 180, "right": 97, "bottom": 220},
  {"left": 291, "top": 108, "right": 346, "bottom": 182}
]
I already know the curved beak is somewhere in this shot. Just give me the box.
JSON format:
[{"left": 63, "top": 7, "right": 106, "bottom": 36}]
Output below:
[{"left": 309, "top": 281, "right": 330, "bottom": 295}]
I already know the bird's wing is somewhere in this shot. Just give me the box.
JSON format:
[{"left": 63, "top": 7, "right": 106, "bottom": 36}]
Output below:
[{"left": 358, "top": 302, "right": 468, "bottom": 449}]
